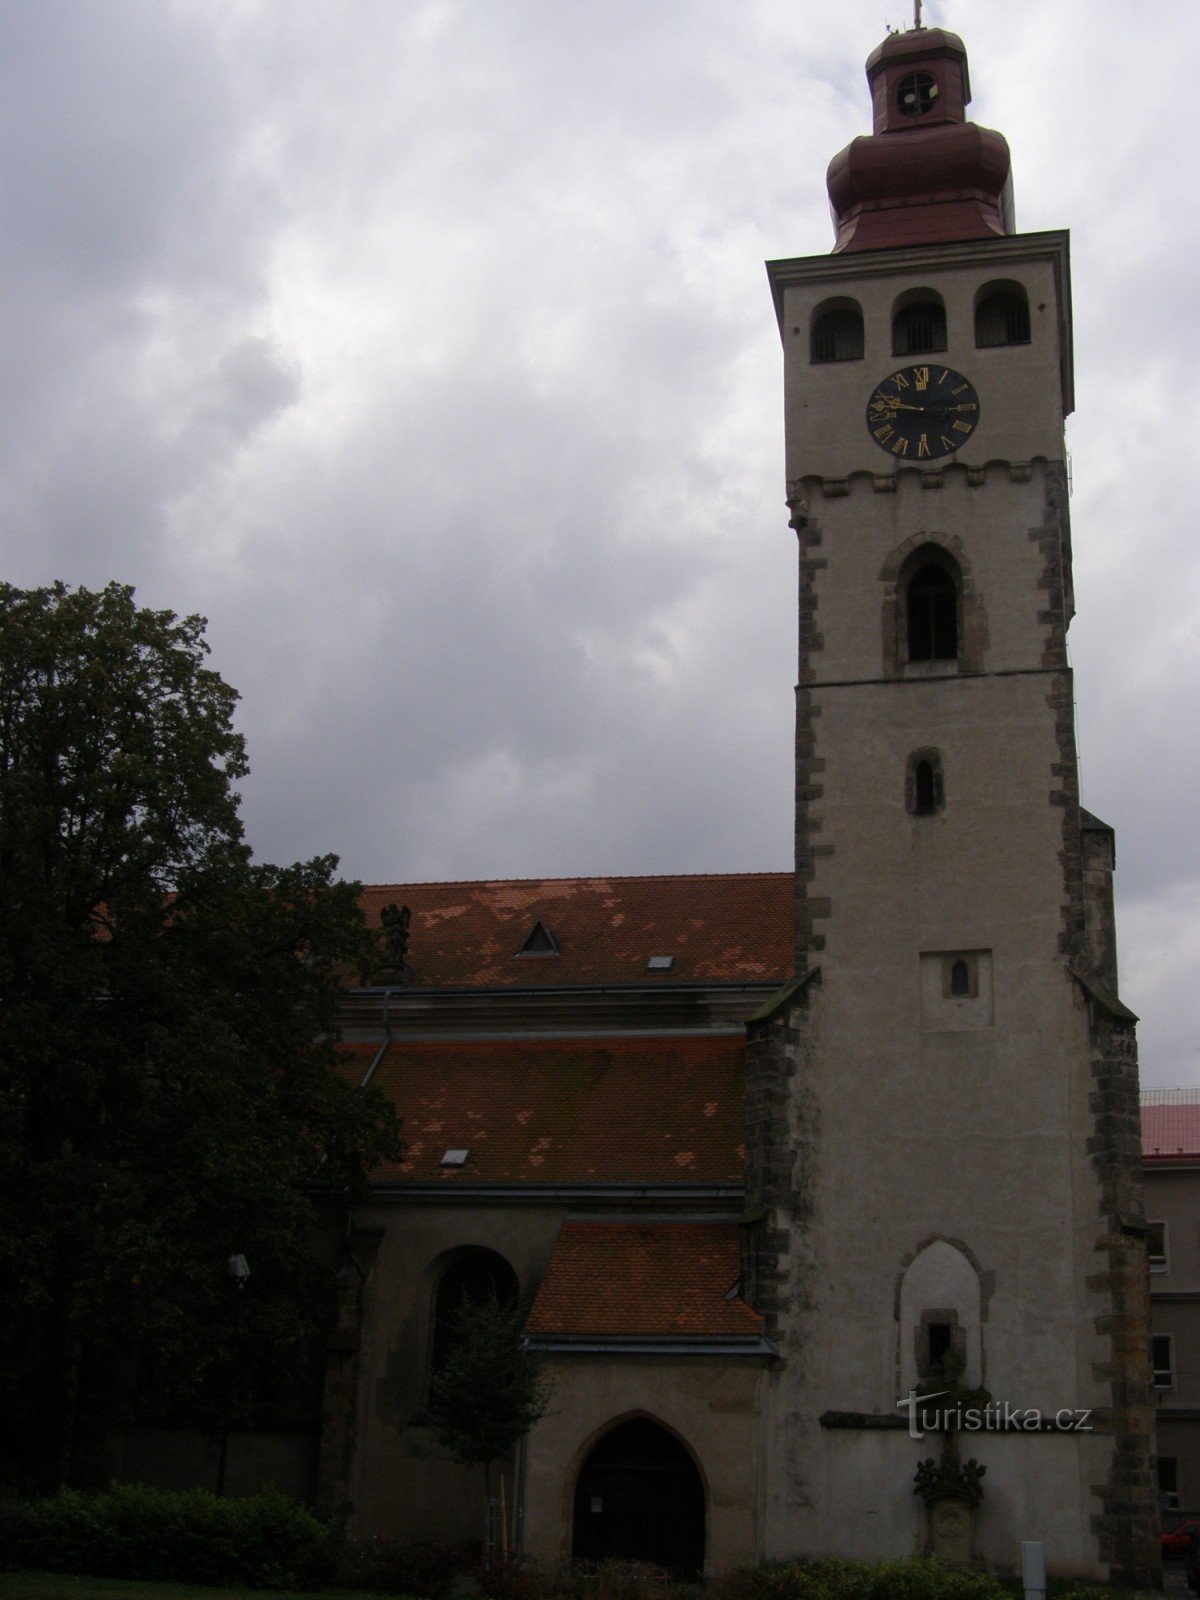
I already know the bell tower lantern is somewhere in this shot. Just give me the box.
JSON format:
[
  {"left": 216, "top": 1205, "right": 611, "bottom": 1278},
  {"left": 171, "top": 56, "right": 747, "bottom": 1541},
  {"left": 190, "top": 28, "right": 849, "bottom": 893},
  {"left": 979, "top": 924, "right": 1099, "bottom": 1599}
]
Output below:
[{"left": 827, "top": 25, "right": 1015, "bottom": 252}]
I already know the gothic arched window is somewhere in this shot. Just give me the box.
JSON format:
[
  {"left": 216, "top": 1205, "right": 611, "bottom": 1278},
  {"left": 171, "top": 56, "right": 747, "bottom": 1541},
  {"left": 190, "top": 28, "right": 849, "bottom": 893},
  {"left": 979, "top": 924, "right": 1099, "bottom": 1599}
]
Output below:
[{"left": 906, "top": 561, "right": 959, "bottom": 661}]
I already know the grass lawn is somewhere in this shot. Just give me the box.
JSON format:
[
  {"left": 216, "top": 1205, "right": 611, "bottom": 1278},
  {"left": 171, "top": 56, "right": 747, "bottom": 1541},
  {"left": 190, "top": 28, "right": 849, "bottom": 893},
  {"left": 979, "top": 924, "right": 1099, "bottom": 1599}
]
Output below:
[{"left": 0, "top": 1576, "right": 418, "bottom": 1600}]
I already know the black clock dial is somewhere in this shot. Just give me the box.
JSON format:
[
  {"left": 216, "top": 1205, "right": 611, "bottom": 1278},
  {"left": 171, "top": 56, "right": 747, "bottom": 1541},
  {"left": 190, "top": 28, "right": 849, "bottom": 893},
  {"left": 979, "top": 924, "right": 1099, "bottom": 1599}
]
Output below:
[{"left": 866, "top": 365, "right": 981, "bottom": 461}]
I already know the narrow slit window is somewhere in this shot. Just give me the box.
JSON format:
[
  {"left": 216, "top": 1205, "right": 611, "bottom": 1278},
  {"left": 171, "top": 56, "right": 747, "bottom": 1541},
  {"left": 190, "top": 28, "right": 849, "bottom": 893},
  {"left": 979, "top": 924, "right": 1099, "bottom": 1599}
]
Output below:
[
  {"left": 915, "top": 760, "right": 937, "bottom": 815},
  {"left": 906, "top": 749, "right": 945, "bottom": 817},
  {"left": 949, "top": 959, "right": 971, "bottom": 997}
]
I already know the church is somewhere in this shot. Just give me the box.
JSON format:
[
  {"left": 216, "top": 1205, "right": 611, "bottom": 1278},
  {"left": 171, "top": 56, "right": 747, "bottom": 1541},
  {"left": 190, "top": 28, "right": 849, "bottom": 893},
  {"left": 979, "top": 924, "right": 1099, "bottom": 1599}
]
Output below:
[{"left": 198, "top": 19, "right": 1159, "bottom": 1584}]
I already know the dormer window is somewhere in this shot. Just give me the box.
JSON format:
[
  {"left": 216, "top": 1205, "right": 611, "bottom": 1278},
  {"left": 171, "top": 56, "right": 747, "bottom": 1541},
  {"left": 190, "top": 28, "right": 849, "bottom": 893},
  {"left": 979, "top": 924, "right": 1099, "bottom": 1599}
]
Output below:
[
  {"left": 516, "top": 920, "right": 559, "bottom": 957},
  {"left": 896, "top": 71, "right": 938, "bottom": 118}
]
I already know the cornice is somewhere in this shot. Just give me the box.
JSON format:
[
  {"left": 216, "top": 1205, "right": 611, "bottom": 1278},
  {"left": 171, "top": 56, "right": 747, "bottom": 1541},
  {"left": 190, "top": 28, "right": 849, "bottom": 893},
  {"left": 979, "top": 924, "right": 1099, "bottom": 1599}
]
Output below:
[
  {"left": 524, "top": 1334, "right": 775, "bottom": 1359},
  {"left": 339, "top": 980, "right": 782, "bottom": 1038},
  {"left": 766, "top": 227, "right": 1073, "bottom": 415},
  {"left": 766, "top": 228, "right": 1070, "bottom": 295}
]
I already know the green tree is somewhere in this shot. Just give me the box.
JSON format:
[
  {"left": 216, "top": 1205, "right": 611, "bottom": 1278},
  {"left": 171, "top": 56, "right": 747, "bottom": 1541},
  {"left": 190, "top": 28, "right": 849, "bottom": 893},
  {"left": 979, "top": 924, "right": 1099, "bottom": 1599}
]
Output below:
[
  {"left": 426, "top": 1291, "right": 551, "bottom": 1520},
  {"left": 0, "top": 581, "right": 403, "bottom": 1490}
]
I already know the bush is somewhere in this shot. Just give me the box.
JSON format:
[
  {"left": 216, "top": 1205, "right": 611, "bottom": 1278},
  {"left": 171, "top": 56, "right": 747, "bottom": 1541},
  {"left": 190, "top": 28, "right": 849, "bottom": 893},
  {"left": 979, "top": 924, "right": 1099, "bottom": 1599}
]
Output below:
[
  {"left": 483, "top": 1559, "right": 689, "bottom": 1600},
  {"left": 0, "top": 1483, "right": 332, "bottom": 1589},
  {"left": 334, "top": 1535, "right": 463, "bottom": 1596},
  {"left": 709, "top": 1558, "right": 1011, "bottom": 1600}
]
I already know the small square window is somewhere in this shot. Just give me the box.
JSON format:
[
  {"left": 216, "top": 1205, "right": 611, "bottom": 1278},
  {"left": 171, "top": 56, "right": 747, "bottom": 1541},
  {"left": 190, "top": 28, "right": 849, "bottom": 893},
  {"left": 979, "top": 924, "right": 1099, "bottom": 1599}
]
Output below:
[
  {"left": 647, "top": 955, "right": 675, "bottom": 972},
  {"left": 440, "top": 1149, "right": 470, "bottom": 1168},
  {"left": 1152, "top": 1334, "right": 1174, "bottom": 1389},
  {"left": 1148, "top": 1221, "right": 1168, "bottom": 1274}
]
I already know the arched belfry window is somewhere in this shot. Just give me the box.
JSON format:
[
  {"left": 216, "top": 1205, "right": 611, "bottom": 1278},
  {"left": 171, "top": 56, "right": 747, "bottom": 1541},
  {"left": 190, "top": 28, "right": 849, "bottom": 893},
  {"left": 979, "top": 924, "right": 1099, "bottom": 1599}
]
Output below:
[
  {"left": 906, "top": 558, "right": 959, "bottom": 662},
  {"left": 811, "top": 301, "right": 864, "bottom": 364},
  {"left": 975, "top": 284, "right": 1030, "bottom": 347},
  {"left": 430, "top": 1249, "right": 518, "bottom": 1377},
  {"left": 893, "top": 296, "right": 946, "bottom": 357},
  {"left": 906, "top": 749, "right": 945, "bottom": 816}
]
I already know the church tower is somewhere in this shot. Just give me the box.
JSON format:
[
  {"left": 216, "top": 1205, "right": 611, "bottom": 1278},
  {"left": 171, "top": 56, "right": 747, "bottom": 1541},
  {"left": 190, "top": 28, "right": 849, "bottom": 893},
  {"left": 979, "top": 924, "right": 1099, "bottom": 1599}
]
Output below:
[{"left": 747, "top": 21, "right": 1157, "bottom": 1582}]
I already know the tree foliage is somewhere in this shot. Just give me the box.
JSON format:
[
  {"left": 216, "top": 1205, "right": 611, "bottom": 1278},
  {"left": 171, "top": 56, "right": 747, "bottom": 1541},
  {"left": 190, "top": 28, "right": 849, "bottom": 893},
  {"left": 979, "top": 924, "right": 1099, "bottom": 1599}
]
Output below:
[
  {"left": 426, "top": 1292, "right": 551, "bottom": 1478},
  {"left": 0, "top": 581, "right": 403, "bottom": 1489}
]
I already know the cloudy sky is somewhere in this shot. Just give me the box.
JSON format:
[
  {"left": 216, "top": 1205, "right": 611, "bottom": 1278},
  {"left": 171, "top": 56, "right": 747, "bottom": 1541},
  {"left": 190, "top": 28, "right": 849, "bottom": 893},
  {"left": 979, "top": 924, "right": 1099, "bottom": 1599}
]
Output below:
[{"left": 1, "top": 0, "right": 1197, "bottom": 1084}]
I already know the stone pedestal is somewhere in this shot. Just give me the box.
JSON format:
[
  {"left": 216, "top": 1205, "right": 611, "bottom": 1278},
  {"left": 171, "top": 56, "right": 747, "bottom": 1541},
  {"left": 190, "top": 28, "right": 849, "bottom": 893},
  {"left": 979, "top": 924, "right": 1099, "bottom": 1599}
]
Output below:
[{"left": 927, "top": 1498, "right": 974, "bottom": 1566}]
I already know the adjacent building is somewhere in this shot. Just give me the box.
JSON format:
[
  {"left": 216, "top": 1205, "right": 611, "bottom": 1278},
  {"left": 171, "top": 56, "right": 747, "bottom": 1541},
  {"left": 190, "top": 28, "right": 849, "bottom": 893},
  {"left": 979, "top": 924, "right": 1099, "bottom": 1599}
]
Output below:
[{"left": 1143, "top": 1090, "right": 1200, "bottom": 1519}]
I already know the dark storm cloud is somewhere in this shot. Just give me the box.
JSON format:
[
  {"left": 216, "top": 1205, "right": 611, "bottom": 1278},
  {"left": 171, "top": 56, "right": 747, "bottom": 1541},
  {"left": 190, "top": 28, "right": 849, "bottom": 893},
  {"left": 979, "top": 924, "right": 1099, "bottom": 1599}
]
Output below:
[
  {"left": 0, "top": 1, "right": 289, "bottom": 588},
  {"left": 1, "top": 0, "right": 1196, "bottom": 1082}
]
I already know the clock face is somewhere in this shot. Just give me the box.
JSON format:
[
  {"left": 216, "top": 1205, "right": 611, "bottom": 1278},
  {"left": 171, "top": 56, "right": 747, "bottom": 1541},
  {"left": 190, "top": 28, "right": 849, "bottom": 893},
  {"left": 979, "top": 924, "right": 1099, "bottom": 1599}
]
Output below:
[{"left": 866, "top": 365, "right": 981, "bottom": 461}]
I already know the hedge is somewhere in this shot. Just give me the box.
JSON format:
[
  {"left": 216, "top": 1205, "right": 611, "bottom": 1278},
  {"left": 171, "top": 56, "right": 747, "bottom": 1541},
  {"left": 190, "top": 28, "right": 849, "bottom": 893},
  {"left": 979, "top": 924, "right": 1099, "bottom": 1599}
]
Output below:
[{"left": 0, "top": 1484, "right": 331, "bottom": 1590}]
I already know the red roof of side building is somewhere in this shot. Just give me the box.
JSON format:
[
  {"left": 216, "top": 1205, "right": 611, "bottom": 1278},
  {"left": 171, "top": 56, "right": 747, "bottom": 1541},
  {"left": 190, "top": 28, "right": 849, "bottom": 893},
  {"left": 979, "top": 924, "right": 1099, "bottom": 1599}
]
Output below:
[
  {"left": 348, "top": 1033, "right": 745, "bottom": 1186},
  {"left": 526, "top": 1222, "right": 763, "bottom": 1340},
  {"left": 1142, "top": 1091, "right": 1200, "bottom": 1160},
  {"left": 357, "top": 873, "right": 792, "bottom": 990}
]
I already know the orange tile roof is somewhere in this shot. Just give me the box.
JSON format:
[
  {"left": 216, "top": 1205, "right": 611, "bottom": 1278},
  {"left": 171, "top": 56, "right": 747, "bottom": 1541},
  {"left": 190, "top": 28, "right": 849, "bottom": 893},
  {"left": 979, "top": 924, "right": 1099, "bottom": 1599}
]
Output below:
[
  {"left": 346, "top": 1034, "right": 744, "bottom": 1185},
  {"left": 526, "top": 1222, "right": 763, "bottom": 1338},
  {"left": 357, "top": 874, "right": 792, "bottom": 990},
  {"left": 1142, "top": 1092, "right": 1200, "bottom": 1159}
]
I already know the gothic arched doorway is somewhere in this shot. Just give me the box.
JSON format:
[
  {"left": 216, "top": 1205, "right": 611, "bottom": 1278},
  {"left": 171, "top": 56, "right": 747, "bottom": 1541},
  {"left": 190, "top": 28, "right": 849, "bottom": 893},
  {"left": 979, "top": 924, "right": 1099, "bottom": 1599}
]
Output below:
[{"left": 571, "top": 1417, "right": 705, "bottom": 1579}]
